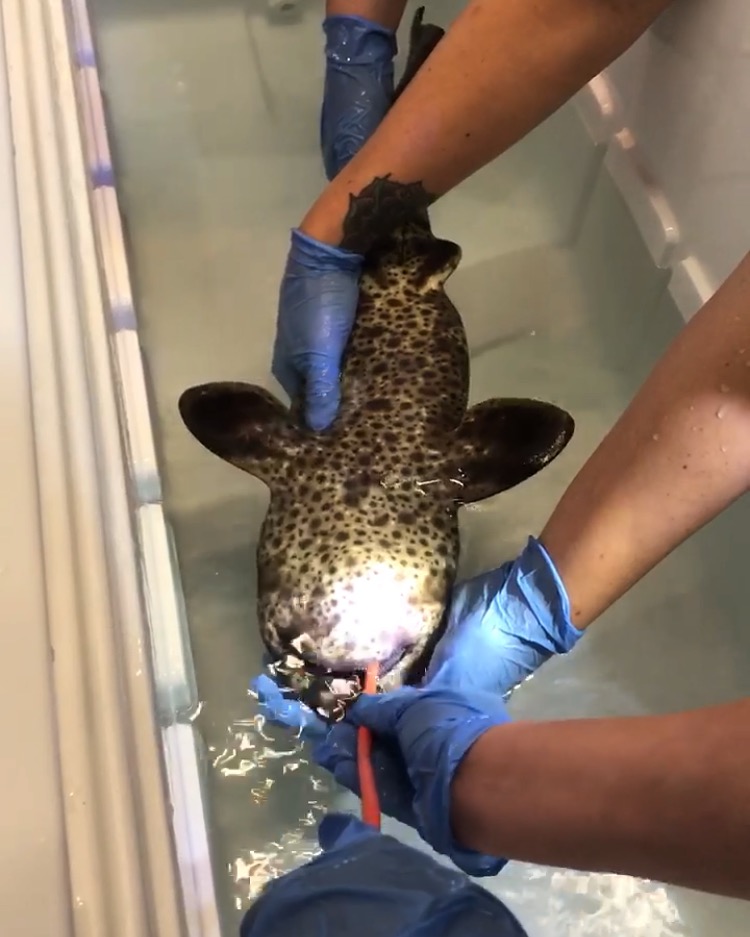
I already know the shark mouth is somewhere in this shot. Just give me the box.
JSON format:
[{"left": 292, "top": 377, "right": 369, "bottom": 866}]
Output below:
[{"left": 266, "top": 643, "right": 414, "bottom": 723}]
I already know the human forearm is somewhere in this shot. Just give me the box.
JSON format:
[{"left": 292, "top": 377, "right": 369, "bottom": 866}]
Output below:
[
  {"left": 325, "top": 0, "right": 407, "bottom": 31},
  {"left": 305, "top": 0, "right": 675, "bottom": 246},
  {"left": 540, "top": 252, "right": 750, "bottom": 629},
  {"left": 452, "top": 698, "right": 750, "bottom": 899}
]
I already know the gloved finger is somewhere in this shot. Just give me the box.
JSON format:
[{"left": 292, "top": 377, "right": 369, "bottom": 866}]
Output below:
[
  {"left": 270, "top": 342, "right": 299, "bottom": 403},
  {"left": 313, "top": 725, "right": 417, "bottom": 828},
  {"left": 303, "top": 356, "right": 343, "bottom": 432},
  {"left": 250, "top": 674, "right": 328, "bottom": 739},
  {"left": 344, "top": 686, "right": 422, "bottom": 734},
  {"left": 313, "top": 722, "right": 400, "bottom": 793},
  {"left": 312, "top": 719, "right": 359, "bottom": 771}
]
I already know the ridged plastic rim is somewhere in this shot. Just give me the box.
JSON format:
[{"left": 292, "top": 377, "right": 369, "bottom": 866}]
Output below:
[{"left": 0, "top": 0, "right": 221, "bottom": 932}]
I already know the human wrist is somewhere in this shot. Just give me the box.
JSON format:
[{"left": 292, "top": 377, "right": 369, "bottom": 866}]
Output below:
[{"left": 297, "top": 191, "right": 352, "bottom": 249}]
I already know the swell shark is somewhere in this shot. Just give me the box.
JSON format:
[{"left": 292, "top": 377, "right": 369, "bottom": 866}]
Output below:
[{"left": 178, "top": 7, "right": 575, "bottom": 721}]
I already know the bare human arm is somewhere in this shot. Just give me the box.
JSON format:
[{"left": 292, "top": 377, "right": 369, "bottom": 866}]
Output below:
[
  {"left": 451, "top": 697, "right": 750, "bottom": 900},
  {"left": 325, "top": 0, "right": 408, "bottom": 32},
  {"left": 317, "top": 0, "right": 750, "bottom": 642},
  {"left": 304, "top": 0, "right": 750, "bottom": 639},
  {"left": 274, "top": 0, "right": 675, "bottom": 428},
  {"left": 541, "top": 250, "right": 750, "bottom": 629},
  {"left": 304, "top": 0, "right": 677, "bottom": 249},
  {"left": 450, "top": 254, "right": 750, "bottom": 897}
]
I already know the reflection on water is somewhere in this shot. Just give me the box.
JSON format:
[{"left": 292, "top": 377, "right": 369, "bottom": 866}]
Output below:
[
  {"left": 211, "top": 711, "right": 330, "bottom": 907},
  {"left": 197, "top": 696, "right": 339, "bottom": 914},
  {"left": 499, "top": 868, "right": 683, "bottom": 937}
]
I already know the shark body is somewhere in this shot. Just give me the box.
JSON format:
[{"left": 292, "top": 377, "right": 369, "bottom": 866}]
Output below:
[{"left": 178, "top": 8, "right": 575, "bottom": 721}]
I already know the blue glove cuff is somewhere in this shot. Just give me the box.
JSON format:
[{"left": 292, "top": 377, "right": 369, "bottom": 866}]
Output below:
[
  {"left": 515, "top": 536, "right": 583, "bottom": 653},
  {"left": 390, "top": 689, "right": 512, "bottom": 878},
  {"left": 436, "top": 717, "right": 510, "bottom": 877},
  {"left": 323, "top": 15, "right": 397, "bottom": 66},
  {"left": 424, "top": 535, "right": 584, "bottom": 696},
  {"left": 289, "top": 227, "right": 364, "bottom": 271}
]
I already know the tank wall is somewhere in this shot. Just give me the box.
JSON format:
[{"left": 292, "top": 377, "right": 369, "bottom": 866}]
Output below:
[{"left": 575, "top": 0, "right": 749, "bottom": 319}]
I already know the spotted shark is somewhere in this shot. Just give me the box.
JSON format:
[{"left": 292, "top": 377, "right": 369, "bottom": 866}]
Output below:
[{"left": 178, "top": 8, "right": 575, "bottom": 722}]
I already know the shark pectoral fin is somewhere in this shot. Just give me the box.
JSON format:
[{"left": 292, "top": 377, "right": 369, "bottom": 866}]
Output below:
[
  {"left": 414, "top": 238, "right": 463, "bottom": 290},
  {"left": 448, "top": 397, "right": 575, "bottom": 504},
  {"left": 178, "top": 381, "right": 301, "bottom": 485}
]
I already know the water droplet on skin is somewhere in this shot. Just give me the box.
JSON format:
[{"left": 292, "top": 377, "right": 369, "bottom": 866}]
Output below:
[{"left": 716, "top": 407, "right": 726, "bottom": 419}]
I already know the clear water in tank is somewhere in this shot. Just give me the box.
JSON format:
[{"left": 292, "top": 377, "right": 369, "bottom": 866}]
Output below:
[{"left": 86, "top": 0, "right": 750, "bottom": 934}]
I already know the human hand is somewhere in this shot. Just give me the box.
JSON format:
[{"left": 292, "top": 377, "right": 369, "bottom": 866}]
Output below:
[
  {"left": 272, "top": 16, "right": 394, "bottom": 429},
  {"left": 251, "top": 672, "right": 329, "bottom": 742},
  {"left": 240, "top": 811, "right": 530, "bottom": 936},
  {"left": 424, "top": 536, "right": 583, "bottom": 696},
  {"left": 312, "top": 684, "right": 511, "bottom": 876},
  {"left": 320, "top": 16, "right": 396, "bottom": 181},
  {"left": 251, "top": 536, "right": 582, "bottom": 735},
  {"left": 271, "top": 228, "right": 363, "bottom": 431}
]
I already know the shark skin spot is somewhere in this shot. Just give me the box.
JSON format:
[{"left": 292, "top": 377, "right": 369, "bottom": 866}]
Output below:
[{"left": 176, "top": 7, "right": 576, "bottom": 724}]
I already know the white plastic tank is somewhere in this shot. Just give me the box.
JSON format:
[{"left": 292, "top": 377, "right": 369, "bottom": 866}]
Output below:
[{"left": 0, "top": 1, "right": 747, "bottom": 935}]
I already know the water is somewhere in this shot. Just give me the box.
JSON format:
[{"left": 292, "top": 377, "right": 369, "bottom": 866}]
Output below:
[{"left": 87, "top": 0, "right": 750, "bottom": 933}]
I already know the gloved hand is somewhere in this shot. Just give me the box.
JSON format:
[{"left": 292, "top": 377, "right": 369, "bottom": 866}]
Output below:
[
  {"left": 312, "top": 684, "right": 511, "bottom": 876},
  {"left": 252, "top": 670, "right": 329, "bottom": 743},
  {"left": 251, "top": 536, "right": 582, "bottom": 733},
  {"left": 271, "top": 228, "right": 363, "bottom": 431},
  {"left": 240, "top": 812, "right": 529, "bottom": 936},
  {"left": 271, "top": 16, "right": 395, "bottom": 430},
  {"left": 320, "top": 16, "right": 397, "bottom": 181},
  {"left": 423, "top": 536, "right": 583, "bottom": 695}
]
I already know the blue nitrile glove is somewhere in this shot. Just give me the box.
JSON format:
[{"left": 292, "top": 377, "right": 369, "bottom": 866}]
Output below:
[
  {"left": 313, "top": 685, "right": 511, "bottom": 877},
  {"left": 424, "top": 536, "right": 583, "bottom": 696},
  {"left": 321, "top": 16, "right": 397, "bottom": 181},
  {"left": 240, "top": 812, "right": 529, "bottom": 936},
  {"left": 251, "top": 535, "right": 582, "bottom": 734},
  {"left": 251, "top": 671, "right": 329, "bottom": 742},
  {"left": 271, "top": 228, "right": 363, "bottom": 431}
]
